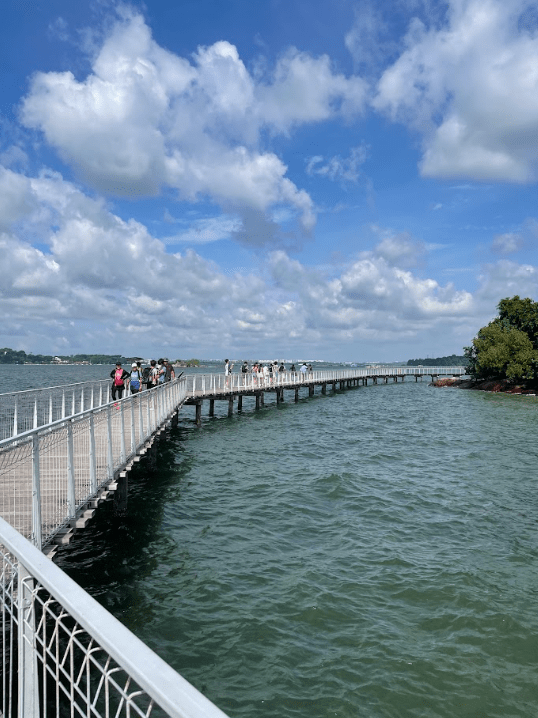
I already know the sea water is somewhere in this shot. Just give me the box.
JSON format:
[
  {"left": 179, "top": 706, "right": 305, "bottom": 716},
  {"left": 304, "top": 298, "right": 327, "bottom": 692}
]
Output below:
[{"left": 8, "top": 366, "right": 538, "bottom": 717}]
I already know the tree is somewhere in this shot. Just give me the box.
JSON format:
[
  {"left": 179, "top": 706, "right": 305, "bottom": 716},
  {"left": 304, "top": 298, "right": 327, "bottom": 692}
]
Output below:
[
  {"left": 466, "top": 296, "right": 538, "bottom": 381},
  {"left": 497, "top": 295, "right": 538, "bottom": 346}
]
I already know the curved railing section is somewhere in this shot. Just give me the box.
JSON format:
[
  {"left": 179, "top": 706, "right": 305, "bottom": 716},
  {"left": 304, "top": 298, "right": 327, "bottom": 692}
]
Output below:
[
  {"left": 0, "top": 378, "right": 113, "bottom": 441},
  {"left": 0, "top": 377, "right": 187, "bottom": 549},
  {"left": 0, "top": 516, "right": 229, "bottom": 718},
  {"left": 185, "top": 366, "right": 467, "bottom": 396}
]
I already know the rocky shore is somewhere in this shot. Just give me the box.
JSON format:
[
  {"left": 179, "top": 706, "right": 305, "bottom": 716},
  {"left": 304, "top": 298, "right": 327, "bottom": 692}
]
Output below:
[{"left": 432, "top": 377, "right": 537, "bottom": 394}]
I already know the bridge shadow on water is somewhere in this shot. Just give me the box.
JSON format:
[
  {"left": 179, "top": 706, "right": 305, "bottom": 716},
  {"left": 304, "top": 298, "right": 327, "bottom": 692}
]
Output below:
[{"left": 54, "top": 423, "right": 196, "bottom": 632}]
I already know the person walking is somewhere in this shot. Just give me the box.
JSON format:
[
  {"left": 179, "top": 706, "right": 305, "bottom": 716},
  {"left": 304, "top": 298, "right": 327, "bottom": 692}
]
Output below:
[
  {"left": 110, "top": 362, "right": 130, "bottom": 401},
  {"left": 224, "top": 359, "right": 233, "bottom": 386},
  {"left": 129, "top": 362, "right": 142, "bottom": 394},
  {"left": 164, "top": 360, "right": 175, "bottom": 382}
]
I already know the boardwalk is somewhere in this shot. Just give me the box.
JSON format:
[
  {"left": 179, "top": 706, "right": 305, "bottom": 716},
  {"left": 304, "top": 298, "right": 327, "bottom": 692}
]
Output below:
[
  {"left": 0, "top": 365, "right": 466, "bottom": 718},
  {"left": 0, "top": 366, "right": 466, "bottom": 551}
]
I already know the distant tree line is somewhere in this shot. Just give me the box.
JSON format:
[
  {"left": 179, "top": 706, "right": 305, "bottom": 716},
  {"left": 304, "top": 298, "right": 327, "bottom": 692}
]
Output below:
[
  {"left": 0, "top": 348, "right": 137, "bottom": 365},
  {"left": 464, "top": 296, "right": 538, "bottom": 382},
  {"left": 174, "top": 358, "right": 200, "bottom": 366},
  {"left": 407, "top": 354, "right": 469, "bottom": 367}
]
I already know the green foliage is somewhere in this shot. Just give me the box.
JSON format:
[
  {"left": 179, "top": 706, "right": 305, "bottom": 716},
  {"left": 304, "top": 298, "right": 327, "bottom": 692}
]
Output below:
[
  {"left": 471, "top": 323, "right": 537, "bottom": 380},
  {"left": 467, "top": 296, "right": 538, "bottom": 381},
  {"left": 175, "top": 358, "right": 200, "bottom": 366},
  {"left": 0, "top": 348, "right": 137, "bottom": 364},
  {"left": 407, "top": 355, "right": 468, "bottom": 367},
  {"left": 497, "top": 295, "right": 538, "bottom": 346}
]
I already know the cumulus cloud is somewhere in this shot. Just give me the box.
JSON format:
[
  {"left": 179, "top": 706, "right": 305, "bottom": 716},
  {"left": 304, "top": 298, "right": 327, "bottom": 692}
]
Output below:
[
  {"left": 306, "top": 145, "right": 369, "bottom": 183},
  {"left": 1, "top": 164, "right": 502, "bottom": 358},
  {"left": 19, "top": 10, "right": 369, "bottom": 235},
  {"left": 491, "top": 232, "right": 524, "bottom": 254},
  {"left": 162, "top": 215, "right": 241, "bottom": 245},
  {"left": 373, "top": 0, "right": 538, "bottom": 182}
]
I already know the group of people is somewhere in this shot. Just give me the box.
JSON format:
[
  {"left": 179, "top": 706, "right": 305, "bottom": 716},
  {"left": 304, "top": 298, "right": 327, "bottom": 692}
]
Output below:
[
  {"left": 224, "top": 359, "right": 313, "bottom": 384},
  {"left": 110, "top": 358, "right": 175, "bottom": 400}
]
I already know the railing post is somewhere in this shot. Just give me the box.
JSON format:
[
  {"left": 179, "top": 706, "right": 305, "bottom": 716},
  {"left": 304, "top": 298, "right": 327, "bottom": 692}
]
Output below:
[
  {"left": 31, "top": 434, "right": 42, "bottom": 550},
  {"left": 89, "top": 413, "right": 97, "bottom": 494},
  {"left": 61, "top": 391, "right": 66, "bottom": 419},
  {"left": 130, "top": 399, "right": 136, "bottom": 456},
  {"left": 49, "top": 394, "right": 53, "bottom": 424},
  {"left": 33, "top": 401, "right": 38, "bottom": 430},
  {"left": 18, "top": 563, "right": 40, "bottom": 718},
  {"left": 139, "top": 394, "right": 144, "bottom": 441},
  {"left": 106, "top": 405, "right": 114, "bottom": 482},
  {"left": 13, "top": 398, "right": 18, "bottom": 437},
  {"left": 71, "top": 391, "right": 75, "bottom": 417},
  {"left": 67, "top": 420, "right": 76, "bottom": 518},
  {"left": 80, "top": 388, "right": 84, "bottom": 414},
  {"left": 120, "top": 401, "right": 126, "bottom": 464}
]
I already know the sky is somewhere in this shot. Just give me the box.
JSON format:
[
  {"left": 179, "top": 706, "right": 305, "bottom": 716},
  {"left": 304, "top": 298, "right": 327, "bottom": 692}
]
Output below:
[{"left": 1, "top": 0, "right": 538, "bottom": 362}]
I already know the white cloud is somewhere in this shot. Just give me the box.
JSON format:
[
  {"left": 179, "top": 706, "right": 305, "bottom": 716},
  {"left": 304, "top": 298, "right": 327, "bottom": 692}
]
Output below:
[
  {"left": 306, "top": 145, "right": 369, "bottom": 183},
  {"left": 162, "top": 215, "right": 241, "bottom": 244},
  {"left": 373, "top": 0, "right": 538, "bottom": 182},
  {"left": 19, "top": 10, "right": 369, "bottom": 235},
  {"left": 491, "top": 232, "right": 524, "bottom": 253}
]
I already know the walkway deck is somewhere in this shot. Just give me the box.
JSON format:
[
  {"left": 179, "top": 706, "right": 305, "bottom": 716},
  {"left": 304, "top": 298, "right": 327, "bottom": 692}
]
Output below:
[{"left": 0, "top": 366, "right": 466, "bottom": 551}]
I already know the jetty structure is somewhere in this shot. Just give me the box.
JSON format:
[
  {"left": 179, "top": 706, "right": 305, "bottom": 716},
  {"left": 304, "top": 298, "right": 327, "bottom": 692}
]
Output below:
[{"left": 0, "top": 365, "right": 465, "bottom": 717}]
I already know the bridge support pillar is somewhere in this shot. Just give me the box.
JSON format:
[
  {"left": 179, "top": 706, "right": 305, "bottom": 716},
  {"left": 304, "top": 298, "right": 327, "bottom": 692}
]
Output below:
[
  {"left": 195, "top": 401, "right": 202, "bottom": 426},
  {"left": 255, "top": 393, "right": 261, "bottom": 409},
  {"left": 147, "top": 443, "right": 157, "bottom": 469},
  {"left": 260, "top": 392, "right": 265, "bottom": 406},
  {"left": 171, "top": 411, "right": 178, "bottom": 428},
  {"left": 276, "top": 389, "right": 281, "bottom": 404},
  {"left": 309, "top": 385, "right": 314, "bottom": 397},
  {"left": 209, "top": 399, "right": 215, "bottom": 417},
  {"left": 295, "top": 388, "right": 299, "bottom": 402},
  {"left": 114, "top": 472, "right": 128, "bottom": 516},
  {"left": 238, "top": 395, "right": 243, "bottom": 411},
  {"left": 228, "top": 397, "right": 234, "bottom": 417},
  {"left": 321, "top": 383, "right": 326, "bottom": 395}
]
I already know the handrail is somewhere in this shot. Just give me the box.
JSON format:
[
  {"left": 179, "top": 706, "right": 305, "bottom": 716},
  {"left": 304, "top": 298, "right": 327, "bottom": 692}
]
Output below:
[
  {"left": 185, "top": 366, "right": 467, "bottom": 396},
  {"left": 0, "top": 516, "right": 229, "bottom": 718},
  {"left": 0, "top": 377, "right": 113, "bottom": 440},
  {"left": 0, "top": 377, "right": 188, "bottom": 548}
]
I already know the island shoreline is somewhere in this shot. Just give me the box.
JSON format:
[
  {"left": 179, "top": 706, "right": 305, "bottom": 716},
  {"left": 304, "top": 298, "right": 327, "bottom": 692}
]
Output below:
[{"left": 432, "top": 377, "right": 538, "bottom": 395}]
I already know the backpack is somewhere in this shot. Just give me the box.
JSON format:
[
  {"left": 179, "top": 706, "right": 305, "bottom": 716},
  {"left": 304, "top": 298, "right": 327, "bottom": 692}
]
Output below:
[{"left": 142, "top": 367, "right": 151, "bottom": 382}]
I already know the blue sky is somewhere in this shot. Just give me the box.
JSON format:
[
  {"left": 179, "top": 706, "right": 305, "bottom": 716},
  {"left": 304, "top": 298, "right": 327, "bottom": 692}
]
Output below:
[{"left": 1, "top": 0, "right": 537, "bottom": 361}]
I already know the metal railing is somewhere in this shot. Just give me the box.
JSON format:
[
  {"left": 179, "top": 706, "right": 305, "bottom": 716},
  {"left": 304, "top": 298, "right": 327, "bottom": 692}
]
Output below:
[
  {"left": 0, "top": 378, "right": 187, "bottom": 549},
  {"left": 0, "top": 365, "right": 467, "bottom": 718},
  {"left": 0, "top": 379, "right": 113, "bottom": 441},
  {"left": 185, "top": 366, "right": 467, "bottom": 395},
  {"left": 0, "top": 516, "right": 230, "bottom": 718}
]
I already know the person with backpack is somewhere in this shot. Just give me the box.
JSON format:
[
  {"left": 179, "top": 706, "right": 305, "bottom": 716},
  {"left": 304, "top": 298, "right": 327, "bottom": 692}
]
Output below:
[
  {"left": 149, "top": 359, "right": 159, "bottom": 387},
  {"left": 157, "top": 359, "right": 166, "bottom": 384},
  {"left": 164, "top": 360, "right": 175, "bottom": 382},
  {"left": 141, "top": 364, "right": 152, "bottom": 390},
  {"left": 129, "top": 363, "right": 142, "bottom": 394},
  {"left": 110, "top": 362, "right": 130, "bottom": 401}
]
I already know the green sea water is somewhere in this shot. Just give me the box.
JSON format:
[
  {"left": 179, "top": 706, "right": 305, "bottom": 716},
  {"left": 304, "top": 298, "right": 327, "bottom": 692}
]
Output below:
[{"left": 46, "top": 375, "right": 538, "bottom": 718}]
